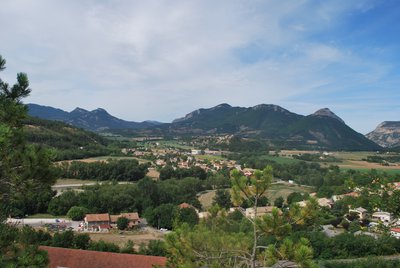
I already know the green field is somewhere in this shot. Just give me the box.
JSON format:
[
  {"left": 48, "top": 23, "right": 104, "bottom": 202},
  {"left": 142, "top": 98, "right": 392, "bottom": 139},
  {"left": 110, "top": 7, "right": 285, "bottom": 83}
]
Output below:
[
  {"left": 27, "top": 214, "right": 65, "bottom": 219},
  {"left": 146, "top": 140, "right": 193, "bottom": 150},
  {"left": 195, "top": 155, "right": 225, "bottom": 161},
  {"left": 259, "top": 155, "right": 302, "bottom": 164},
  {"left": 198, "top": 183, "right": 313, "bottom": 209}
]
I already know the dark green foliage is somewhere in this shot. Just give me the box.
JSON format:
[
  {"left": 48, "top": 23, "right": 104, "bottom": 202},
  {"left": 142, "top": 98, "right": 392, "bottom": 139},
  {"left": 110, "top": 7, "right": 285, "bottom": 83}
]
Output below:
[
  {"left": 67, "top": 206, "right": 89, "bottom": 221},
  {"left": 228, "top": 136, "right": 268, "bottom": 152},
  {"left": 144, "top": 203, "right": 177, "bottom": 230},
  {"left": 0, "top": 55, "right": 56, "bottom": 219},
  {"left": 58, "top": 159, "right": 148, "bottom": 181},
  {"left": 138, "top": 240, "right": 167, "bottom": 256},
  {"left": 117, "top": 217, "right": 129, "bottom": 230},
  {"left": 48, "top": 177, "right": 204, "bottom": 216},
  {"left": 294, "top": 231, "right": 400, "bottom": 260},
  {"left": 23, "top": 116, "right": 115, "bottom": 161},
  {"left": 287, "top": 192, "right": 308, "bottom": 204},
  {"left": 159, "top": 165, "right": 175, "bottom": 180},
  {"left": 48, "top": 191, "right": 80, "bottom": 215},
  {"left": 177, "top": 207, "right": 199, "bottom": 227},
  {"left": 52, "top": 230, "right": 75, "bottom": 248},
  {"left": 73, "top": 233, "right": 91, "bottom": 250},
  {"left": 164, "top": 103, "right": 380, "bottom": 151},
  {"left": 212, "top": 189, "right": 232, "bottom": 209},
  {"left": 274, "top": 196, "right": 284, "bottom": 208},
  {"left": 159, "top": 165, "right": 207, "bottom": 180},
  {"left": 322, "top": 258, "right": 400, "bottom": 268},
  {"left": 88, "top": 240, "right": 120, "bottom": 253},
  {"left": 120, "top": 240, "right": 135, "bottom": 254}
]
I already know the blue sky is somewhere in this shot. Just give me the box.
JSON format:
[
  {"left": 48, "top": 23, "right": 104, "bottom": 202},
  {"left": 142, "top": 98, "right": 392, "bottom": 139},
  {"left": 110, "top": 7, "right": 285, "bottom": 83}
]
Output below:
[{"left": 0, "top": 0, "right": 399, "bottom": 134}]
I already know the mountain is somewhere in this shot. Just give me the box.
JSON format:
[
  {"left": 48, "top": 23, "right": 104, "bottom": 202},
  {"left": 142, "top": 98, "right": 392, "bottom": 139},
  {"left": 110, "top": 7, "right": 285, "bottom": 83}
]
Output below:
[
  {"left": 366, "top": 121, "right": 400, "bottom": 148},
  {"left": 168, "top": 104, "right": 381, "bottom": 150},
  {"left": 27, "top": 104, "right": 162, "bottom": 132}
]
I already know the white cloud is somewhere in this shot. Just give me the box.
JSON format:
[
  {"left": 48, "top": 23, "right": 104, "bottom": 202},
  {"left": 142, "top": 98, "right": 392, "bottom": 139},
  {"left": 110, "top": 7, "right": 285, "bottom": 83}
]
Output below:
[{"left": 0, "top": 0, "right": 397, "bottom": 133}]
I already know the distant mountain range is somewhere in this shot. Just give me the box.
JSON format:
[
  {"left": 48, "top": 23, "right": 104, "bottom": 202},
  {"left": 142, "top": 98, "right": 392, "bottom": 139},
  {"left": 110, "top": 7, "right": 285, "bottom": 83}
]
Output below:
[
  {"left": 366, "top": 121, "right": 400, "bottom": 148},
  {"left": 27, "top": 104, "right": 162, "bottom": 132},
  {"left": 166, "top": 103, "right": 380, "bottom": 151},
  {"left": 27, "top": 103, "right": 383, "bottom": 151}
]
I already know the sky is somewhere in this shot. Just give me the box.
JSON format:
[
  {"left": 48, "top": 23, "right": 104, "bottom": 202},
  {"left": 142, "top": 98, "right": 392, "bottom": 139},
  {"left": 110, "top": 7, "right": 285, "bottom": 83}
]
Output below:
[{"left": 1, "top": 0, "right": 399, "bottom": 134}]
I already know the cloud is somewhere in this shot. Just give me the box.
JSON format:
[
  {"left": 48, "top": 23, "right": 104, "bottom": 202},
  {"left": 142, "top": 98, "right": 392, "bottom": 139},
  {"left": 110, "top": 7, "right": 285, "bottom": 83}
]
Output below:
[{"left": 0, "top": 0, "right": 398, "bottom": 133}]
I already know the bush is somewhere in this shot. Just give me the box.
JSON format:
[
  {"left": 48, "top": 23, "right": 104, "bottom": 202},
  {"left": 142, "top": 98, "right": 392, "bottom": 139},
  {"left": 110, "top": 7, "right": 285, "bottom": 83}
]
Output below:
[
  {"left": 67, "top": 206, "right": 89, "bottom": 221},
  {"left": 117, "top": 217, "right": 129, "bottom": 230}
]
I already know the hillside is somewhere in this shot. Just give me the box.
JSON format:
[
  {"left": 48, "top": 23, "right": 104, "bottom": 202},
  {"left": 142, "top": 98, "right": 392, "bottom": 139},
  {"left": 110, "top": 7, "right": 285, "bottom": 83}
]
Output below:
[
  {"left": 27, "top": 103, "right": 162, "bottom": 132},
  {"left": 23, "top": 116, "right": 115, "bottom": 160},
  {"left": 28, "top": 103, "right": 382, "bottom": 151},
  {"left": 366, "top": 121, "right": 400, "bottom": 148},
  {"left": 169, "top": 104, "right": 381, "bottom": 151}
]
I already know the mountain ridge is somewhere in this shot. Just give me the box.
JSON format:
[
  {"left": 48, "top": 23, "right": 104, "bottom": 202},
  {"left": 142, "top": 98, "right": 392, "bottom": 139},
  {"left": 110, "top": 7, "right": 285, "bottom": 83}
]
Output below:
[
  {"left": 27, "top": 103, "right": 162, "bottom": 131},
  {"left": 28, "top": 103, "right": 381, "bottom": 151},
  {"left": 366, "top": 121, "right": 400, "bottom": 148}
]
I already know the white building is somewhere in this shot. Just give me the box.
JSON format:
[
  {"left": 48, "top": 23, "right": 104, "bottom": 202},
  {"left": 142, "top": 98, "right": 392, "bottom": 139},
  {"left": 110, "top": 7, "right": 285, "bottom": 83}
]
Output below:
[
  {"left": 372, "top": 211, "right": 392, "bottom": 223},
  {"left": 390, "top": 228, "right": 400, "bottom": 239}
]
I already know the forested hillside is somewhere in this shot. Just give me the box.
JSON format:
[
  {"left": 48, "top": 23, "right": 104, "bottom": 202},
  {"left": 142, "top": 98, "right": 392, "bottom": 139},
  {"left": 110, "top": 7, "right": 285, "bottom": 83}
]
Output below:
[{"left": 23, "top": 116, "right": 117, "bottom": 160}]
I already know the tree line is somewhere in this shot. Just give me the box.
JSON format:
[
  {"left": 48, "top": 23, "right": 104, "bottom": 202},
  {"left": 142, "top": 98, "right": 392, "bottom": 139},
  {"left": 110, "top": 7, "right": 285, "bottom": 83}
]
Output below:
[{"left": 57, "top": 159, "right": 148, "bottom": 181}]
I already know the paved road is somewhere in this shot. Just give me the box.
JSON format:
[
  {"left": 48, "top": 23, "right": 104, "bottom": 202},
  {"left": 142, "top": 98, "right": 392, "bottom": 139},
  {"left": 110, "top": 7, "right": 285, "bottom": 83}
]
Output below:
[{"left": 7, "top": 218, "right": 81, "bottom": 230}]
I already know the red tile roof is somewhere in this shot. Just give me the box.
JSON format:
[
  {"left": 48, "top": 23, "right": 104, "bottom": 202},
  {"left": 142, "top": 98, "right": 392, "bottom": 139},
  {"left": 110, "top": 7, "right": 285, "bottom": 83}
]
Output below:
[
  {"left": 121, "top": 212, "right": 139, "bottom": 221},
  {"left": 179, "top": 203, "right": 191, "bottom": 209},
  {"left": 85, "top": 213, "right": 110, "bottom": 222},
  {"left": 391, "top": 228, "right": 400, "bottom": 233},
  {"left": 39, "top": 246, "right": 167, "bottom": 268}
]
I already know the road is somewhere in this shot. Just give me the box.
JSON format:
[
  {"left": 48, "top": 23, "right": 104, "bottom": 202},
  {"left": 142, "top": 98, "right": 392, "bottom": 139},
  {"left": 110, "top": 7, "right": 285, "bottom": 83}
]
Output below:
[{"left": 7, "top": 218, "right": 81, "bottom": 230}]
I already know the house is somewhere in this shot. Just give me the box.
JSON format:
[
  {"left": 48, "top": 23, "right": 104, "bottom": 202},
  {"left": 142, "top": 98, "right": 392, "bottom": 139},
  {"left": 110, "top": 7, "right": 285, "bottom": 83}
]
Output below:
[
  {"left": 390, "top": 228, "right": 400, "bottom": 239},
  {"left": 191, "top": 149, "right": 202, "bottom": 155},
  {"left": 245, "top": 206, "right": 282, "bottom": 219},
  {"left": 349, "top": 207, "right": 368, "bottom": 220},
  {"left": 84, "top": 213, "right": 111, "bottom": 231},
  {"left": 317, "top": 198, "right": 333, "bottom": 208},
  {"left": 198, "top": 212, "right": 211, "bottom": 219},
  {"left": 121, "top": 212, "right": 140, "bottom": 228},
  {"left": 372, "top": 211, "right": 392, "bottom": 223},
  {"left": 110, "top": 212, "right": 140, "bottom": 228},
  {"left": 40, "top": 246, "right": 167, "bottom": 268}
]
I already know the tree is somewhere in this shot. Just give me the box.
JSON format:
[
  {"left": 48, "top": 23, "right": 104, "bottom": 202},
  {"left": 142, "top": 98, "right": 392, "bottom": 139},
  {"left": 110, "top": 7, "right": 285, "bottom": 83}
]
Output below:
[
  {"left": 73, "top": 233, "right": 91, "bottom": 250},
  {"left": 176, "top": 207, "right": 199, "bottom": 227},
  {"left": 231, "top": 166, "right": 273, "bottom": 268},
  {"left": 274, "top": 196, "right": 284, "bottom": 208},
  {"left": 67, "top": 206, "right": 89, "bottom": 221},
  {"left": 117, "top": 217, "right": 129, "bottom": 230},
  {"left": 159, "top": 165, "right": 175, "bottom": 180},
  {"left": 212, "top": 189, "right": 232, "bottom": 209},
  {"left": 0, "top": 55, "right": 54, "bottom": 266}
]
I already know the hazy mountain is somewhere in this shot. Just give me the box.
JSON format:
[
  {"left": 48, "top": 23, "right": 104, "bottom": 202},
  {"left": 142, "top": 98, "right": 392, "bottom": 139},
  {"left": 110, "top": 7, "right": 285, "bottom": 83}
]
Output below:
[
  {"left": 366, "top": 121, "right": 400, "bottom": 148},
  {"left": 169, "top": 104, "right": 381, "bottom": 150},
  {"left": 27, "top": 104, "right": 163, "bottom": 131}
]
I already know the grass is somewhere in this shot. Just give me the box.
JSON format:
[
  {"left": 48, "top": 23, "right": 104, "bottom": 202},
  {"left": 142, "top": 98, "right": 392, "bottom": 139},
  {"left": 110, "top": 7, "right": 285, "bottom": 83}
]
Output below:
[
  {"left": 88, "top": 156, "right": 151, "bottom": 164},
  {"left": 259, "top": 155, "right": 301, "bottom": 165},
  {"left": 195, "top": 155, "right": 225, "bottom": 161},
  {"left": 27, "top": 214, "right": 65, "bottom": 219},
  {"left": 55, "top": 178, "right": 97, "bottom": 186},
  {"left": 198, "top": 183, "right": 314, "bottom": 209},
  {"left": 266, "top": 183, "right": 314, "bottom": 202},
  {"left": 146, "top": 140, "right": 192, "bottom": 150}
]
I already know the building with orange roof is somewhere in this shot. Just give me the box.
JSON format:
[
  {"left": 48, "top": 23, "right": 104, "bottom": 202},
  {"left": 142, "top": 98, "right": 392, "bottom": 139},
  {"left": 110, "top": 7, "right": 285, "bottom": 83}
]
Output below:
[{"left": 40, "top": 246, "right": 167, "bottom": 268}]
